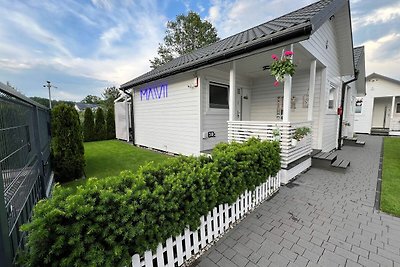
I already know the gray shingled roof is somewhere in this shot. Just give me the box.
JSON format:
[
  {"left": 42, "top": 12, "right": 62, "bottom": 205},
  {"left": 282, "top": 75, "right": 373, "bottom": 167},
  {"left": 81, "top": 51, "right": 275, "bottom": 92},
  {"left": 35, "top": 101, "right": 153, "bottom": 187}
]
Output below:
[
  {"left": 121, "top": 0, "right": 346, "bottom": 90},
  {"left": 353, "top": 46, "right": 364, "bottom": 69}
]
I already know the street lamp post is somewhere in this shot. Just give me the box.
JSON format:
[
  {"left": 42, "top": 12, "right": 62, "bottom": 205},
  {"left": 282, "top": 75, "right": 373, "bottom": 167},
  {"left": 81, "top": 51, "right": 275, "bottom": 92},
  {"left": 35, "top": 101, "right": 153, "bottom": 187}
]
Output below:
[{"left": 43, "top": 81, "right": 57, "bottom": 109}]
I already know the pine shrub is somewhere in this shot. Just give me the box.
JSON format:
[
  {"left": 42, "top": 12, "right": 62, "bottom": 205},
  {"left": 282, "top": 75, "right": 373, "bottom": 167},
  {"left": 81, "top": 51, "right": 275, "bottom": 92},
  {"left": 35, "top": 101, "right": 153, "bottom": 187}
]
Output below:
[
  {"left": 106, "top": 107, "right": 115, "bottom": 139},
  {"left": 94, "top": 108, "right": 106, "bottom": 141},
  {"left": 51, "top": 104, "right": 85, "bottom": 183},
  {"left": 83, "top": 108, "right": 95, "bottom": 141}
]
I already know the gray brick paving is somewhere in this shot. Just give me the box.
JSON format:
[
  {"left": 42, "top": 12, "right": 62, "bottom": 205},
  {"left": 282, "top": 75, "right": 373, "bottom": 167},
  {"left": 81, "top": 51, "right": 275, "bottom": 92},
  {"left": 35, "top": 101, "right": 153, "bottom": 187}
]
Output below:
[{"left": 193, "top": 136, "right": 400, "bottom": 266}]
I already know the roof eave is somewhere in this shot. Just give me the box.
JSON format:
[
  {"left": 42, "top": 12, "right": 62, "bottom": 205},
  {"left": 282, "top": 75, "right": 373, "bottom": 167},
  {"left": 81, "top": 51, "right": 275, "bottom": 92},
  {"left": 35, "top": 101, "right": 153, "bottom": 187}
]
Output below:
[{"left": 121, "top": 22, "right": 313, "bottom": 90}]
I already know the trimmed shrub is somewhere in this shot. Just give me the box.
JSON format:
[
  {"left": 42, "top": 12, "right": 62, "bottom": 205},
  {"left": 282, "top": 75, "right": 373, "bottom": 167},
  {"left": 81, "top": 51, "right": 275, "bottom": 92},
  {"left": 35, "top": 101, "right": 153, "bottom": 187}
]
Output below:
[
  {"left": 94, "top": 108, "right": 106, "bottom": 141},
  {"left": 106, "top": 107, "right": 115, "bottom": 139},
  {"left": 20, "top": 138, "right": 280, "bottom": 266},
  {"left": 83, "top": 108, "right": 95, "bottom": 142},
  {"left": 51, "top": 104, "right": 85, "bottom": 183}
]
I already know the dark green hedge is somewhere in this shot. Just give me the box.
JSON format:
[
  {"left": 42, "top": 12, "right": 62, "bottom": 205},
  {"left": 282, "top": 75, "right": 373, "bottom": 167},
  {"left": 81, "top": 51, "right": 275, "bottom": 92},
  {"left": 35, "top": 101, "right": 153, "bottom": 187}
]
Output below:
[{"left": 20, "top": 138, "right": 280, "bottom": 267}]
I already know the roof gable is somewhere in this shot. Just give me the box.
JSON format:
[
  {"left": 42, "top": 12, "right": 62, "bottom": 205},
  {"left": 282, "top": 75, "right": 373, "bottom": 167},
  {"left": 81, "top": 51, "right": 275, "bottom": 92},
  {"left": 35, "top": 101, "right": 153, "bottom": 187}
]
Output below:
[
  {"left": 353, "top": 46, "right": 364, "bottom": 70},
  {"left": 367, "top": 73, "right": 400, "bottom": 86},
  {"left": 121, "top": 0, "right": 348, "bottom": 89}
]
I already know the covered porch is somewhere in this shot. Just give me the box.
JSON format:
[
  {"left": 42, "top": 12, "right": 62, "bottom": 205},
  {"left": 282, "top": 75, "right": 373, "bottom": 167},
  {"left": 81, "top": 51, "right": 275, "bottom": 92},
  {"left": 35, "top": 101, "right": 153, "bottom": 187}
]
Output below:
[{"left": 207, "top": 43, "right": 326, "bottom": 183}]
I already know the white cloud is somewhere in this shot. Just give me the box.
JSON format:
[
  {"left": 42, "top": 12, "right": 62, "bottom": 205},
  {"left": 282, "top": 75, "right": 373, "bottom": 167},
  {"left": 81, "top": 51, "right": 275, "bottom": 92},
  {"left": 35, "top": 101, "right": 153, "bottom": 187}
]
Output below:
[
  {"left": 352, "top": 2, "right": 400, "bottom": 30},
  {"left": 363, "top": 33, "right": 400, "bottom": 80}
]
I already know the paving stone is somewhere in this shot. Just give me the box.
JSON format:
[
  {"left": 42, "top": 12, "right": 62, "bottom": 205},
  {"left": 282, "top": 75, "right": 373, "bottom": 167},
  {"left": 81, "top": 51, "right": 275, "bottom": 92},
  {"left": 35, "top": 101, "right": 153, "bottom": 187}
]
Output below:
[
  {"left": 351, "top": 245, "right": 369, "bottom": 258},
  {"left": 291, "top": 243, "right": 306, "bottom": 256},
  {"left": 269, "top": 252, "right": 290, "bottom": 266},
  {"left": 369, "top": 251, "right": 394, "bottom": 267},
  {"left": 280, "top": 247, "right": 298, "bottom": 262},
  {"left": 357, "top": 256, "right": 380, "bottom": 267},
  {"left": 232, "top": 253, "right": 249, "bottom": 267},
  {"left": 257, "top": 256, "right": 272, "bottom": 266},
  {"left": 302, "top": 250, "right": 320, "bottom": 263},
  {"left": 217, "top": 256, "right": 238, "bottom": 267},
  {"left": 208, "top": 250, "right": 224, "bottom": 263},
  {"left": 334, "top": 246, "right": 358, "bottom": 262},
  {"left": 321, "top": 249, "right": 346, "bottom": 266},
  {"left": 346, "top": 259, "right": 363, "bottom": 267},
  {"left": 233, "top": 243, "right": 253, "bottom": 258}
]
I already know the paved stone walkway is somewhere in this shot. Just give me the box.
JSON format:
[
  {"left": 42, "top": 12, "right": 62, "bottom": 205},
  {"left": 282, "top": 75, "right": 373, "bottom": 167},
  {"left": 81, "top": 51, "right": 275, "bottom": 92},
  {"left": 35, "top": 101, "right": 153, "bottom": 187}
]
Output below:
[{"left": 194, "top": 135, "right": 400, "bottom": 267}]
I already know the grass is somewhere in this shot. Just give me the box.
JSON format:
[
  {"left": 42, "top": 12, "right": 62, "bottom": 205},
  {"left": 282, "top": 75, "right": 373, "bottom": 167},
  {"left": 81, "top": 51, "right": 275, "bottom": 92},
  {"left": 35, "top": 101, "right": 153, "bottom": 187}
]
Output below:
[
  {"left": 63, "top": 140, "right": 169, "bottom": 188},
  {"left": 380, "top": 137, "right": 400, "bottom": 216}
]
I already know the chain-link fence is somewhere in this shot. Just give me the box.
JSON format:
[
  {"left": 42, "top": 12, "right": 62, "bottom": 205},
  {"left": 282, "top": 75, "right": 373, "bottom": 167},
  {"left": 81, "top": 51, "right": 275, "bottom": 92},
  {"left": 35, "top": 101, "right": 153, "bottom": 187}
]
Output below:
[{"left": 0, "top": 82, "right": 52, "bottom": 266}]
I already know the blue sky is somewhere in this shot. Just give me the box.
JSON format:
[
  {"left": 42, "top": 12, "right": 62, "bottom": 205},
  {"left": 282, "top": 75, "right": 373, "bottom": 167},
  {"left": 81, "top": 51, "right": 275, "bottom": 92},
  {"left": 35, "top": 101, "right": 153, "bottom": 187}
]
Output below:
[{"left": 0, "top": 0, "right": 399, "bottom": 101}]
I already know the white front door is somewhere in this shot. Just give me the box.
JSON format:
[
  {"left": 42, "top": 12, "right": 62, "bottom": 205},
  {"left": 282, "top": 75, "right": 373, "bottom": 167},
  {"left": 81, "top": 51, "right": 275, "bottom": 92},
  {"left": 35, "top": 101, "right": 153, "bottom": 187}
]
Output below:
[{"left": 236, "top": 88, "right": 251, "bottom": 121}]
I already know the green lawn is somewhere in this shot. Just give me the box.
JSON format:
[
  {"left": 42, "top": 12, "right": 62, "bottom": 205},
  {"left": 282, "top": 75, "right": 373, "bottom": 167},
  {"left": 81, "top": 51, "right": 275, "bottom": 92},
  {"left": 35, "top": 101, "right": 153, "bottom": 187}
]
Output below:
[
  {"left": 64, "top": 140, "right": 169, "bottom": 188},
  {"left": 380, "top": 137, "right": 400, "bottom": 216}
]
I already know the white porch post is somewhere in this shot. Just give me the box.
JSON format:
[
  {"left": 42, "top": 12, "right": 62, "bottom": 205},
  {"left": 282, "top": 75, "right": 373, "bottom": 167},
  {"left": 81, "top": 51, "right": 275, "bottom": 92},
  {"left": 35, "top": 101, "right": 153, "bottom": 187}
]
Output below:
[
  {"left": 391, "top": 96, "right": 395, "bottom": 119},
  {"left": 283, "top": 44, "right": 294, "bottom": 123},
  {"left": 307, "top": 60, "right": 317, "bottom": 121},
  {"left": 229, "top": 61, "right": 236, "bottom": 121}
]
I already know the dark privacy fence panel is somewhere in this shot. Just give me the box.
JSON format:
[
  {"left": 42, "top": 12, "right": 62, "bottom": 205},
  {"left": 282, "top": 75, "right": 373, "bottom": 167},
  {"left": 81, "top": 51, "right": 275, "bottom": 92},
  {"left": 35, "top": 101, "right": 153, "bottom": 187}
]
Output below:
[{"left": 0, "top": 83, "right": 52, "bottom": 266}]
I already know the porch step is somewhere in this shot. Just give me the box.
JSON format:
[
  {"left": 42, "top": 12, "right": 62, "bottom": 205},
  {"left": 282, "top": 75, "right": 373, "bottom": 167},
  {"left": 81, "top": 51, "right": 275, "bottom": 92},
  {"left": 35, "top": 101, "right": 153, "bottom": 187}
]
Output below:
[
  {"left": 342, "top": 137, "right": 366, "bottom": 147},
  {"left": 371, "top": 127, "right": 389, "bottom": 136},
  {"left": 312, "top": 151, "right": 350, "bottom": 172},
  {"left": 331, "top": 158, "right": 350, "bottom": 172}
]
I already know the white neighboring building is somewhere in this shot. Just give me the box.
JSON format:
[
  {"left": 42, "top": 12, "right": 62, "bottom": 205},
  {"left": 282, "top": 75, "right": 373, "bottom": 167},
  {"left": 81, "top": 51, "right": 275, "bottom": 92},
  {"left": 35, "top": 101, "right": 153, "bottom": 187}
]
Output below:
[
  {"left": 354, "top": 73, "right": 400, "bottom": 135},
  {"left": 120, "top": 0, "right": 362, "bottom": 183}
]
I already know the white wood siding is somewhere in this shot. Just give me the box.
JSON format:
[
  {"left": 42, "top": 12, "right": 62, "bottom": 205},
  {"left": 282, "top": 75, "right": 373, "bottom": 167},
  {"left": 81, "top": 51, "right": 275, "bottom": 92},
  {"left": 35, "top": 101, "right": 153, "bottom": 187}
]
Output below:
[
  {"left": 199, "top": 68, "right": 251, "bottom": 151},
  {"left": 354, "top": 77, "right": 400, "bottom": 133},
  {"left": 301, "top": 19, "right": 342, "bottom": 152},
  {"left": 250, "top": 70, "right": 322, "bottom": 148},
  {"left": 133, "top": 73, "right": 200, "bottom": 155}
]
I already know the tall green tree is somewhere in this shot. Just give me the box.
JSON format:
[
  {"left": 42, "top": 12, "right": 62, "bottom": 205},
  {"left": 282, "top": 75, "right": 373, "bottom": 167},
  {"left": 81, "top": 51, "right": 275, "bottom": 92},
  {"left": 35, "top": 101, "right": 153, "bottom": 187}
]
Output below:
[
  {"left": 30, "top": 96, "right": 75, "bottom": 108},
  {"left": 106, "top": 107, "right": 115, "bottom": 139},
  {"left": 150, "top": 11, "right": 219, "bottom": 69},
  {"left": 51, "top": 104, "right": 84, "bottom": 182},
  {"left": 94, "top": 108, "right": 106, "bottom": 140},
  {"left": 102, "top": 86, "right": 120, "bottom": 109},
  {"left": 82, "top": 95, "right": 103, "bottom": 104},
  {"left": 83, "top": 108, "right": 95, "bottom": 142}
]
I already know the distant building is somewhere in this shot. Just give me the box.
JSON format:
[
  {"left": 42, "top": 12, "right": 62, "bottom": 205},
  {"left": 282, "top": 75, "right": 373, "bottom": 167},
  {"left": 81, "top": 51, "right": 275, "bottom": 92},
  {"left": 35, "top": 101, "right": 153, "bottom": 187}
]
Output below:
[{"left": 74, "top": 103, "right": 99, "bottom": 112}]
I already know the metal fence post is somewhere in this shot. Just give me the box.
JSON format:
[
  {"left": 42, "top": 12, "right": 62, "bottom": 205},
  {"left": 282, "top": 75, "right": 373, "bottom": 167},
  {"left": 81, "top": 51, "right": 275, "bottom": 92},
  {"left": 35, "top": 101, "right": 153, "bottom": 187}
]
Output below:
[
  {"left": 0, "top": 169, "right": 12, "bottom": 267},
  {"left": 32, "top": 107, "right": 46, "bottom": 197}
]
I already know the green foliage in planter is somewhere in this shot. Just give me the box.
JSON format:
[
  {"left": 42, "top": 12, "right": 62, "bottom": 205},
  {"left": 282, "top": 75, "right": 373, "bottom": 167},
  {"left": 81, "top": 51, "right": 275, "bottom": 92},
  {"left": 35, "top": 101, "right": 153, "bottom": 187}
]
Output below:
[
  {"left": 51, "top": 104, "right": 85, "bottom": 182},
  {"left": 20, "top": 138, "right": 280, "bottom": 266},
  {"left": 106, "top": 107, "right": 115, "bottom": 139},
  {"left": 94, "top": 108, "right": 106, "bottom": 141},
  {"left": 293, "top": 126, "right": 311, "bottom": 141},
  {"left": 83, "top": 108, "right": 95, "bottom": 142}
]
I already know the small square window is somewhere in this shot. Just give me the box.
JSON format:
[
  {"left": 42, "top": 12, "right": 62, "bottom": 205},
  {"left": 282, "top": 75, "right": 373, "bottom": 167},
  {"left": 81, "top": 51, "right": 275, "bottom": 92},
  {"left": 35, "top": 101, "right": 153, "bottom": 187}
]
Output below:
[
  {"left": 209, "top": 83, "right": 229, "bottom": 109},
  {"left": 355, "top": 99, "right": 363, "bottom": 114},
  {"left": 396, "top": 103, "right": 400, "bottom": 113},
  {"left": 328, "top": 88, "right": 336, "bottom": 109}
]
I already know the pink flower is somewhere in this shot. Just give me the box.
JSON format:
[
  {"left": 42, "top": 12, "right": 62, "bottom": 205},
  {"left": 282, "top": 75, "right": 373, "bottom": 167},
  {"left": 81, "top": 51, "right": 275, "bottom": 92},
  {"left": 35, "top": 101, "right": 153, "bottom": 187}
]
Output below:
[
  {"left": 271, "top": 54, "right": 278, "bottom": 60},
  {"left": 273, "top": 80, "right": 280, "bottom": 87},
  {"left": 284, "top": 50, "right": 294, "bottom": 56}
]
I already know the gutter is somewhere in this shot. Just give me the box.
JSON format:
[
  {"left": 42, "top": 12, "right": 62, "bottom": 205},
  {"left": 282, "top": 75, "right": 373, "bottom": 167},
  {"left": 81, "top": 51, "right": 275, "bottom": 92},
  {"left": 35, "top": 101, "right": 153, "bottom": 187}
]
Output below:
[
  {"left": 121, "top": 89, "right": 135, "bottom": 145},
  {"left": 337, "top": 70, "right": 359, "bottom": 150},
  {"left": 121, "top": 23, "right": 313, "bottom": 90}
]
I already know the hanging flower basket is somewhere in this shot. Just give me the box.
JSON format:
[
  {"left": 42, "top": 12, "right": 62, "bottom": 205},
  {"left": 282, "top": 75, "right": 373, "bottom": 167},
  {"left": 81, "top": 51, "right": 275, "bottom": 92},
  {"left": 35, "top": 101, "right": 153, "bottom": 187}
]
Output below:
[{"left": 270, "top": 50, "right": 297, "bottom": 87}]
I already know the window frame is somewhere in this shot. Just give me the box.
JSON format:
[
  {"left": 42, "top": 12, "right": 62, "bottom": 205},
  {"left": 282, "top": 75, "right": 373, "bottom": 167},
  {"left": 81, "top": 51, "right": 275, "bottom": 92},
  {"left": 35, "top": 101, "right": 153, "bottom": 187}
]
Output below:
[{"left": 207, "top": 81, "right": 230, "bottom": 113}]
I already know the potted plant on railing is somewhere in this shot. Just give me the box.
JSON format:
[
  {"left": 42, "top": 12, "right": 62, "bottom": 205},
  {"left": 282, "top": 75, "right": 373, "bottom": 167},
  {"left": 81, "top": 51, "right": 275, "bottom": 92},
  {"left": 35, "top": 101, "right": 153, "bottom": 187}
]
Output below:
[
  {"left": 270, "top": 50, "right": 297, "bottom": 87},
  {"left": 272, "top": 127, "right": 280, "bottom": 141},
  {"left": 292, "top": 126, "right": 311, "bottom": 146}
]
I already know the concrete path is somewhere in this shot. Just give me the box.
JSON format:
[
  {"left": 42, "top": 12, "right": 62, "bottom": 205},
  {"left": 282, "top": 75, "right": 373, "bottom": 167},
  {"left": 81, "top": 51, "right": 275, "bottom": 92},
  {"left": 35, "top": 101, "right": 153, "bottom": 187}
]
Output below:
[{"left": 193, "top": 135, "right": 400, "bottom": 267}]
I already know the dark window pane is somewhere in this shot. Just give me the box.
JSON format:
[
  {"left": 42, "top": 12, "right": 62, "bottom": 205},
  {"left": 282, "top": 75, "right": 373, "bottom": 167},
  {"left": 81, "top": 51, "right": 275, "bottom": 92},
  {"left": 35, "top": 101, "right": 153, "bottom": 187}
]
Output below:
[
  {"left": 209, "top": 83, "right": 228, "bottom": 109},
  {"left": 396, "top": 103, "right": 400, "bottom": 113}
]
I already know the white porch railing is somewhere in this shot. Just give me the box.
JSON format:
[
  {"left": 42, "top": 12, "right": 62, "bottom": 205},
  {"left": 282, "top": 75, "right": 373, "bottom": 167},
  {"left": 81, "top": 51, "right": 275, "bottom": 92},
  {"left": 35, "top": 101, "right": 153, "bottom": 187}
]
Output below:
[
  {"left": 131, "top": 174, "right": 280, "bottom": 267},
  {"left": 228, "top": 121, "right": 313, "bottom": 168}
]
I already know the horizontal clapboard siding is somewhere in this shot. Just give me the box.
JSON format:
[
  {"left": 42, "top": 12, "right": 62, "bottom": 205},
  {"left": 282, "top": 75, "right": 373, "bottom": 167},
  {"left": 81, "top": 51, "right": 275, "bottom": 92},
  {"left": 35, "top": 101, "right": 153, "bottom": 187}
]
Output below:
[
  {"left": 199, "top": 68, "right": 251, "bottom": 151},
  {"left": 301, "top": 19, "right": 342, "bottom": 151},
  {"left": 133, "top": 73, "right": 200, "bottom": 155}
]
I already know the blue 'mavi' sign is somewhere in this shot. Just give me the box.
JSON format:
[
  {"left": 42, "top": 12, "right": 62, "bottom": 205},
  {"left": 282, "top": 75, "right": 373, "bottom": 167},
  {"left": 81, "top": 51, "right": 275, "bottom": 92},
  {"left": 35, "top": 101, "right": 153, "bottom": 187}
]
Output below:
[{"left": 140, "top": 83, "right": 168, "bottom": 101}]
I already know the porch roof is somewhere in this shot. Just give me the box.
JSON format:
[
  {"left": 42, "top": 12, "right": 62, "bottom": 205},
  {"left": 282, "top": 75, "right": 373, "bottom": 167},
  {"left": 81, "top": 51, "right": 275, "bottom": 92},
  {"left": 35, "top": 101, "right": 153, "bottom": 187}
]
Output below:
[{"left": 121, "top": 0, "right": 348, "bottom": 90}]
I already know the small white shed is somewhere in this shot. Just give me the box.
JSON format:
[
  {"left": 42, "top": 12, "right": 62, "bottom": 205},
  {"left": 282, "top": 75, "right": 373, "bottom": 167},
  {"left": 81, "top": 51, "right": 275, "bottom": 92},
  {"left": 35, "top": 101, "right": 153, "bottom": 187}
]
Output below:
[{"left": 114, "top": 92, "right": 132, "bottom": 141}]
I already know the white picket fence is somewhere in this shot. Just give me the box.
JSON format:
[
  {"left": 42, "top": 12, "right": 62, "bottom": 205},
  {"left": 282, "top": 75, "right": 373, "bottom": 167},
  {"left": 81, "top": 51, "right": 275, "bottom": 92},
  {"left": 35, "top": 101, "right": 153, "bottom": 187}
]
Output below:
[{"left": 131, "top": 173, "right": 281, "bottom": 267}]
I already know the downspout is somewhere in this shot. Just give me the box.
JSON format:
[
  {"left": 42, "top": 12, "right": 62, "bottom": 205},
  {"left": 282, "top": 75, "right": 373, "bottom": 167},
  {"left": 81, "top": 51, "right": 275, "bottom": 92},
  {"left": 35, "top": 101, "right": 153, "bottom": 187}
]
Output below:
[
  {"left": 338, "top": 70, "right": 358, "bottom": 150},
  {"left": 122, "top": 88, "right": 135, "bottom": 145}
]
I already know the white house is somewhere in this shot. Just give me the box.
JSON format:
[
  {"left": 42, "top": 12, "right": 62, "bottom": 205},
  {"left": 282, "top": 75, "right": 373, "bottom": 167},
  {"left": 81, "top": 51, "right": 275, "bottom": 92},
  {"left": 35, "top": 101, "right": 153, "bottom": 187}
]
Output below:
[
  {"left": 120, "top": 0, "right": 362, "bottom": 183},
  {"left": 354, "top": 73, "right": 400, "bottom": 136}
]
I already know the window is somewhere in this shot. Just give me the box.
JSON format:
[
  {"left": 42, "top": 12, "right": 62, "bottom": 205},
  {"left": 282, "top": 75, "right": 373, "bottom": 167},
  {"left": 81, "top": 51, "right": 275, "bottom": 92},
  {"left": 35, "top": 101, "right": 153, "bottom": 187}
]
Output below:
[
  {"left": 209, "top": 82, "right": 229, "bottom": 109},
  {"left": 397, "top": 103, "right": 400, "bottom": 113},
  {"left": 328, "top": 87, "right": 336, "bottom": 109},
  {"left": 355, "top": 99, "right": 363, "bottom": 113}
]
